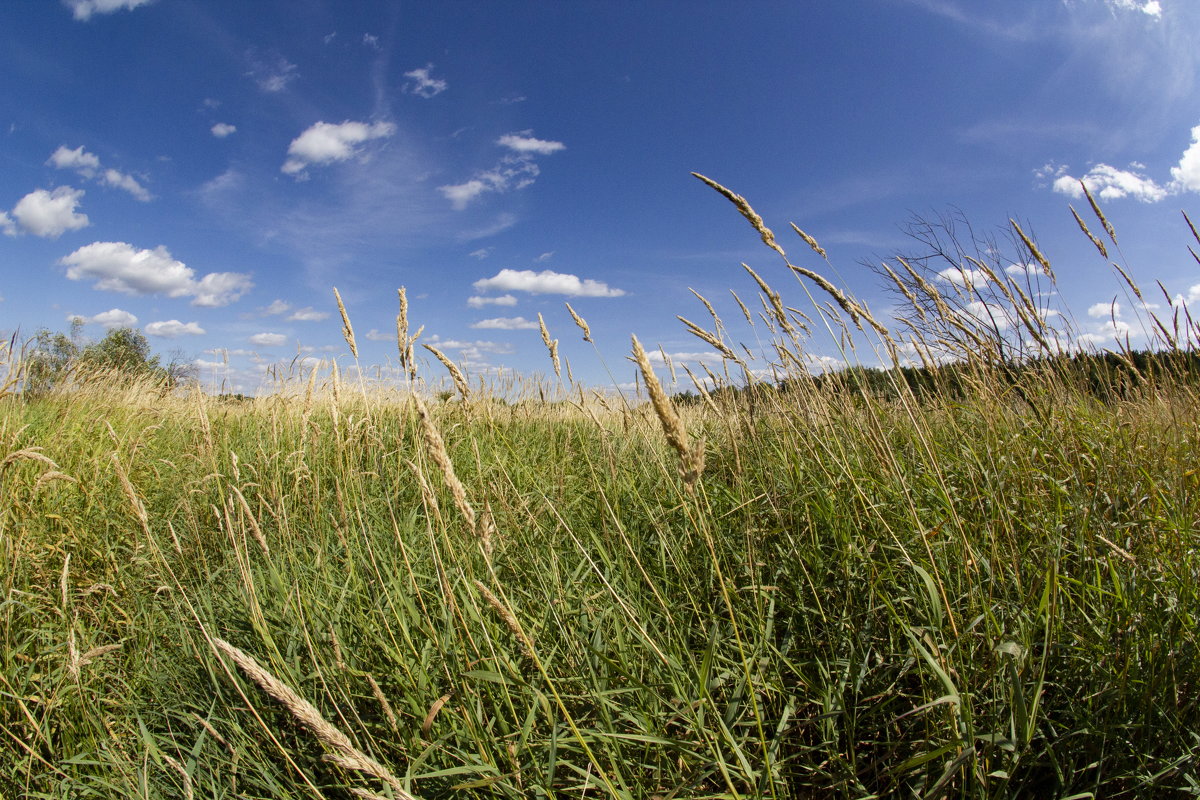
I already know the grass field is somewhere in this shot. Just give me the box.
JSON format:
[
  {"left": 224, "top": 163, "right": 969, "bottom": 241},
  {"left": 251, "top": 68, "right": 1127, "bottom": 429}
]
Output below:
[{"left": 2, "top": 181, "right": 1199, "bottom": 798}]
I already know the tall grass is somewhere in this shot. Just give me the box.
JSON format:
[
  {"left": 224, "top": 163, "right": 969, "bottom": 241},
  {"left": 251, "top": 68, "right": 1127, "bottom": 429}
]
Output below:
[{"left": 2, "top": 183, "right": 1199, "bottom": 798}]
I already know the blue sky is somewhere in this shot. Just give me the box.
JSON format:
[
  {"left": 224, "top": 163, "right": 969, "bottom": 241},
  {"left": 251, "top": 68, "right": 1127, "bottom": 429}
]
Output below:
[{"left": 2, "top": 0, "right": 1199, "bottom": 392}]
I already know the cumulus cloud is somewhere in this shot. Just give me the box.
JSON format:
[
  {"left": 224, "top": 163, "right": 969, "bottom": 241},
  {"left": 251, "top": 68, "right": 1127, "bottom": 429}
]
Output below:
[
  {"left": 10, "top": 187, "right": 90, "bottom": 237},
  {"left": 48, "top": 145, "right": 100, "bottom": 176},
  {"left": 288, "top": 306, "right": 329, "bottom": 321},
  {"left": 282, "top": 120, "right": 396, "bottom": 176},
  {"left": 467, "top": 294, "right": 518, "bottom": 308},
  {"left": 403, "top": 64, "right": 447, "bottom": 98},
  {"left": 470, "top": 316, "right": 541, "bottom": 330},
  {"left": 0, "top": 212, "right": 15, "bottom": 237},
  {"left": 48, "top": 145, "right": 151, "bottom": 201},
  {"left": 473, "top": 268, "right": 625, "bottom": 297},
  {"left": 1088, "top": 300, "right": 1122, "bottom": 318},
  {"left": 261, "top": 299, "right": 290, "bottom": 315},
  {"left": 64, "top": 0, "right": 154, "bottom": 21},
  {"left": 73, "top": 308, "right": 138, "bottom": 329},
  {"left": 211, "top": 123, "right": 237, "bottom": 138},
  {"left": 439, "top": 131, "right": 564, "bottom": 209},
  {"left": 59, "top": 241, "right": 252, "bottom": 306},
  {"left": 1047, "top": 162, "right": 1168, "bottom": 203},
  {"left": 248, "top": 332, "right": 287, "bottom": 347},
  {"left": 145, "top": 320, "right": 205, "bottom": 338},
  {"left": 1169, "top": 124, "right": 1200, "bottom": 193}
]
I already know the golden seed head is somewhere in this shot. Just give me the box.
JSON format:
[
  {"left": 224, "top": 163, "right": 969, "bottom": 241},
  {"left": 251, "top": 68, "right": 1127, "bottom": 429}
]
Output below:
[
  {"left": 333, "top": 287, "right": 358, "bottom": 359},
  {"left": 565, "top": 302, "right": 592, "bottom": 342}
]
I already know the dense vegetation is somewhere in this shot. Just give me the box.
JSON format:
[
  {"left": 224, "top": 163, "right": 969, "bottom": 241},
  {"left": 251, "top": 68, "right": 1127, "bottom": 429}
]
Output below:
[{"left": 2, "top": 181, "right": 1198, "bottom": 798}]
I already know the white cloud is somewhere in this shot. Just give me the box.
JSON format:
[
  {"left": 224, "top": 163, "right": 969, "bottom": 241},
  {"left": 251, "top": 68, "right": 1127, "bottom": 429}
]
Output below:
[
  {"left": 74, "top": 308, "right": 138, "bottom": 329},
  {"left": 470, "top": 316, "right": 541, "bottom": 330},
  {"left": 249, "top": 333, "right": 287, "bottom": 347},
  {"left": 497, "top": 132, "right": 566, "bottom": 155},
  {"left": 467, "top": 294, "right": 518, "bottom": 308},
  {"left": 48, "top": 145, "right": 100, "bottom": 177},
  {"left": 64, "top": 0, "right": 154, "bottom": 21},
  {"left": 282, "top": 120, "right": 396, "bottom": 176},
  {"left": 192, "top": 272, "right": 254, "bottom": 307},
  {"left": 211, "top": 123, "right": 237, "bottom": 138},
  {"left": 0, "top": 212, "right": 15, "bottom": 237},
  {"left": 145, "top": 320, "right": 206, "bottom": 338},
  {"left": 646, "top": 350, "right": 723, "bottom": 366},
  {"left": 262, "top": 299, "right": 290, "bottom": 315},
  {"left": 364, "top": 329, "right": 394, "bottom": 342},
  {"left": 1169, "top": 124, "right": 1200, "bottom": 193},
  {"left": 11, "top": 187, "right": 90, "bottom": 237},
  {"left": 59, "top": 241, "right": 252, "bottom": 306},
  {"left": 288, "top": 307, "right": 329, "bottom": 321},
  {"left": 473, "top": 268, "right": 626, "bottom": 297},
  {"left": 957, "top": 300, "right": 1010, "bottom": 331},
  {"left": 403, "top": 65, "right": 447, "bottom": 98},
  {"left": 1088, "top": 300, "right": 1121, "bottom": 318},
  {"left": 248, "top": 54, "right": 298, "bottom": 93},
  {"left": 1106, "top": 0, "right": 1162, "bottom": 17},
  {"left": 936, "top": 266, "right": 990, "bottom": 289},
  {"left": 48, "top": 145, "right": 151, "bottom": 200},
  {"left": 440, "top": 132, "right": 564, "bottom": 209},
  {"left": 102, "top": 168, "right": 151, "bottom": 201},
  {"left": 469, "top": 248, "right": 492, "bottom": 259},
  {"left": 1005, "top": 263, "right": 1040, "bottom": 278},
  {"left": 1051, "top": 163, "right": 1168, "bottom": 203}
]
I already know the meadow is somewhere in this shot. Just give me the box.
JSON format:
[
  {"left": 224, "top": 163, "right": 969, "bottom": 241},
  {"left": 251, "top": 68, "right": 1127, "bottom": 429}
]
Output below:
[{"left": 1, "top": 178, "right": 1198, "bottom": 798}]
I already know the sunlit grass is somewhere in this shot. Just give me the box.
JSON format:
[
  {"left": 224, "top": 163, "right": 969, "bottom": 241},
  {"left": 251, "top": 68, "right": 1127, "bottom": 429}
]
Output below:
[{"left": 2, "top": 185, "right": 1199, "bottom": 798}]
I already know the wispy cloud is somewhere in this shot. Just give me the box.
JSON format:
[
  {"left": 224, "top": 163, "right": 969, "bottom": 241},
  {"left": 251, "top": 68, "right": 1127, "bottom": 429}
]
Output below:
[
  {"left": 473, "top": 268, "right": 625, "bottom": 297},
  {"left": 403, "top": 64, "right": 447, "bottom": 98},
  {"left": 64, "top": 0, "right": 154, "bottom": 22},
  {"left": 439, "top": 131, "right": 565, "bottom": 209},
  {"left": 247, "top": 52, "right": 298, "bottom": 93},
  {"left": 288, "top": 307, "right": 329, "bottom": 321}
]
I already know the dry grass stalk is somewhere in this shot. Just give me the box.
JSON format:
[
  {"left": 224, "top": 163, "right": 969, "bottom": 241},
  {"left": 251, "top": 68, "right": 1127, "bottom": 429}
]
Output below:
[
  {"left": 1070, "top": 205, "right": 1109, "bottom": 258},
  {"left": 631, "top": 335, "right": 705, "bottom": 488},
  {"left": 33, "top": 470, "right": 79, "bottom": 491},
  {"left": 677, "top": 316, "right": 741, "bottom": 363},
  {"left": 366, "top": 674, "right": 399, "bottom": 732},
  {"left": 212, "top": 637, "right": 417, "bottom": 800},
  {"left": 412, "top": 393, "right": 477, "bottom": 532},
  {"left": 162, "top": 754, "right": 195, "bottom": 800},
  {"left": 791, "top": 222, "right": 827, "bottom": 259},
  {"left": 111, "top": 453, "right": 152, "bottom": 540},
  {"left": 1112, "top": 261, "right": 1145, "bottom": 302},
  {"left": 692, "top": 172, "right": 787, "bottom": 259},
  {"left": 681, "top": 365, "right": 721, "bottom": 415},
  {"left": 473, "top": 580, "right": 536, "bottom": 659},
  {"left": 1, "top": 447, "right": 58, "bottom": 472},
  {"left": 742, "top": 264, "right": 795, "bottom": 335},
  {"left": 1010, "top": 220, "right": 1054, "bottom": 279},
  {"left": 729, "top": 289, "right": 754, "bottom": 325},
  {"left": 565, "top": 303, "right": 592, "bottom": 342},
  {"left": 422, "top": 344, "right": 470, "bottom": 400},
  {"left": 689, "top": 288, "right": 723, "bottom": 330},
  {"left": 333, "top": 288, "right": 358, "bottom": 359},
  {"left": 1082, "top": 181, "right": 1117, "bottom": 245},
  {"left": 537, "top": 314, "right": 561, "bottom": 379},
  {"left": 882, "top": 261, "right": 924, "bottom": 320},
  {"left": 231, "top": 485, "right": 269, "bottom": 555}
]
